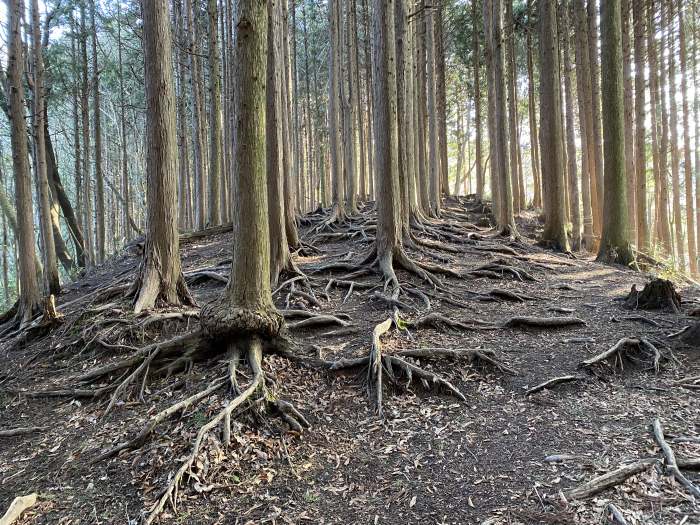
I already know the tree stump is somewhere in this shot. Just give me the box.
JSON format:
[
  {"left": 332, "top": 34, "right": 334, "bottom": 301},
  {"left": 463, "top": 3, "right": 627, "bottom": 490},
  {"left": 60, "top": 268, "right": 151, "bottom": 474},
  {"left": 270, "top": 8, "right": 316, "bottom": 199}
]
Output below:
[{"left": 624, "top": 278, "right": 681, "bottom": 314}]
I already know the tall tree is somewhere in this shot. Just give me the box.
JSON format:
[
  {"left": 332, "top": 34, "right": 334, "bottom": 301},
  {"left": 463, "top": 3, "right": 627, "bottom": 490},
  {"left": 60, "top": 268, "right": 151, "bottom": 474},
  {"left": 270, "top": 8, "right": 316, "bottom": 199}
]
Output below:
[
  {"left": 133, "top": 0, "right": 194, "bottom": 313},
  {"left": 201, "top": 0, "right": 284, "bottom": 353},
  {"left": 207, "top": 0, "right": 223, "bottom": 226},
  {"left": 632, "top": 0, "right": 648, "bottom": 251},
  {"left": 328, "top": 0, "right": 346, "bottom": 222},
  {"left": 678, "top": 0, "right": 697, "bottom": 275},
  {"left": 538, "top": 0, "right": 570, "bottom": 251},
  {"left": 488, "top": 0, "right": 516, "bottom": 234},
  {"left": 474, "top": 0, "right": 485, "bottom": 201},
  {"left": 597, "top": 0, "right": 633, "bottom": 264},
  {"left": 621, "top": 0, "right": 636, "bottom": 243},
  {"left": 31, "top": 0, "right": 60, "bottom": 294},
  {"left": 90, "top": 0, "right": 105, "bottom": 262},
  {"left": 7, "top": 0, "right": 42, "bottom": 324}
]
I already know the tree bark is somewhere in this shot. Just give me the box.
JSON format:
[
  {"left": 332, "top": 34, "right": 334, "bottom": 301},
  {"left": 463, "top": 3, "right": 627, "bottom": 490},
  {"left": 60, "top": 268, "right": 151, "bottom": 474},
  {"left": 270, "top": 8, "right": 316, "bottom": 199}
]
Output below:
[
  {"left": 207, "top": 0, "right": 223, "bottom": 226},
  {"left": 202, "top": 0, "right": 283, "bottom": 342},
  {"left": 435, "top": 1, "right": 449, "bottom": 197},
  {"left": 90, "top": 0, "right": 105, "bottom": 263},
  {"left": 621, "top": 0, "right": 636, "bottom": 244},
  {"left": 426, "top": 5, "right": 440, "bottom": 217},
  {"left": 328, "top": 0, "right": 346, "bottom": 219},
  {"left": 538, "top": 0, "right": 570, "bottom": 251},
  {"left": 588, "top": 0, "right": 604, "bottom": 238},
  {"left": 31, "top": 0, "right": 60, "bottom": 294},
  {"left": 632, "top": 0, "right": 649, "bottom": 252},
  {"left": 597, "top": 0, "right": 633, "bottom": 264},
  {"left": 678, "top": 0, "right": 697, "bottom": 275},
  {"left": 474, "top": 0, "right": 485, "bottom": 201},
  {"left": 7, "top": 0, "right": 42, "bottom": 324},
  {"left": 134, "top": 0, "right": 194, "bottom": 313}
]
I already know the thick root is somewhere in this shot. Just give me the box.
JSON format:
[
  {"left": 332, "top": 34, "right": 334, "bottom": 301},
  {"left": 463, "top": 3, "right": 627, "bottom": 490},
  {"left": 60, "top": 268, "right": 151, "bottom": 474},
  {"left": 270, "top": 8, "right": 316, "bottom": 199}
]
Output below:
[
  {"left": 579, "top": 337, "right": 666, "bottom": 374},
  {"left": 502, "top": 316, "right": 586, "bottom": 329}
]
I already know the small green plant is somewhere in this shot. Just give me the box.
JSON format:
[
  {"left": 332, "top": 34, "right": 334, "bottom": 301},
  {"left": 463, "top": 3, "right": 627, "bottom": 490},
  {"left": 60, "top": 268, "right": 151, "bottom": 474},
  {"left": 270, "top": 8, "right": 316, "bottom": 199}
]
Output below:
[{"left": 303, "top": 490, "right": 319, "bottom": 503}]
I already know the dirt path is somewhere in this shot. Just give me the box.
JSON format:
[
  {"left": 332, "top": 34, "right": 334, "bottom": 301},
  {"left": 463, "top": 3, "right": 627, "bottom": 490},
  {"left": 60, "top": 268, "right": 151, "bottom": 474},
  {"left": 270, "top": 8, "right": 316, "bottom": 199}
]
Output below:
[{"left": 1, "top": 201, "right": 698, "bottom": 524}]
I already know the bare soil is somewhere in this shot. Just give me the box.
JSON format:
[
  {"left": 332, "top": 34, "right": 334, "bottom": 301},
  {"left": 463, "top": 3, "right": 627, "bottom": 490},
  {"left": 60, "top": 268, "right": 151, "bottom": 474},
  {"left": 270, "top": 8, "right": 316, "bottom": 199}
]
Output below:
[{"left": 1, "top": 199, "right": 698, "bottom": 525}]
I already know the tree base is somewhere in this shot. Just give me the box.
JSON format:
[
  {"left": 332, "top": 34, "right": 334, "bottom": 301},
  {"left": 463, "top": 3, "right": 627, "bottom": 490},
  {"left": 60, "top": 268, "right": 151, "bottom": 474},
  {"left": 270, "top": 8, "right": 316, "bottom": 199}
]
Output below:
[{"left": 624, "top": 278, "right": 681, "bottom": 314}]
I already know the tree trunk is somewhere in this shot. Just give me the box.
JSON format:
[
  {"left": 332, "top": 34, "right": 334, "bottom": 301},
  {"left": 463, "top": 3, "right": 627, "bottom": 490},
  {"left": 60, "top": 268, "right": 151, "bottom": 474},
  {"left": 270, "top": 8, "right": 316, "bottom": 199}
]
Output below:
[
  {"left": 134, "top": 0, "right": 194, "bottom": 313},
  {"left": 597, "top": 0, "right": 633, "bottom": 264},
  {"left": 574, "top": 0, "right": 596, "bottom": 250},
  {"left": 341, "top": 0, "right": 358, "bottom": 213},
  {"left": 207, "top": 0, "right": 223, "bottom": 226},
  {"left": 678, "top": 0, "right": 697, "bottom": 275},
  {"left": 80, "top": 0, "right": 94, "bottom": 265},
  {"left": 506, "top": 0, "right": 521, "bottom": 213},
  {"left": 588, "top": 0, "right": 604, "bottom": 238},
  {"left": 267, "top": 0, "right": 292, "bottom": 284},
  {"left": 426, "top": 6, "right": 441, "bottom": 217},
  {"left": 667, "top": 0, "right": 685, "bottom": 267},
  {"left": 621, "top": 0, "right": 636, "bottom": 244},
  {"left": 632, "top": 0, "right": 649, "bottom": 252},
  {"left": 328, "top": 0, "right": 346, "bottom": 219},
  {"left": 30, "top": 0, "right": 60, "bottom": 294},
  {"left": 490, "top": 0, "right": 516, "bottom": 233},
  {"left": 202, "top": 0, "right": 283, "bottom": 342},
  {"left": 117, "top": 1, "right": 134, "bottom": 238},
  {"left": 562, "top": 3, "right": 581, "bottom": 251},
  {"left": 7, "top": 0, "right": 42, "bottom": 324},
  {"left": 90, "top": 0, "right": 105, "bottom": 263},
  {"left": 538, "top": 0, "right": 569, "bottom": 251},
  {"left": 435, "top": 1, "right": 449, "bottom": 197},
  {"left": 474, "top": 0, "right": 485, "bottom": 201}
]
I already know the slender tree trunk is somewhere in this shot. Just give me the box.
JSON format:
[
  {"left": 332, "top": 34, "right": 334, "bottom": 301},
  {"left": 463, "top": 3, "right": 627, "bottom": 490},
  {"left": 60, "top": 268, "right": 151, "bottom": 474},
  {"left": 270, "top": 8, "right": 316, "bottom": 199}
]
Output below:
[
  {"left": 267, "top": 0, "right": 291, "bottom": 284},
  {"left": 426, "top": 6, "right": 440, "bottom": 217},
  {"left": 526, "top": 0, "right": 541, "bottom": 209},
  {"left": 301, "top": 1, "right": 315, "bottom": 208},
  {"left": 574, "top": 0, "right": 596, "bottom": 250},
  {"left": 80, "top": 0, "right": 94, "bottom": 265},
  {"left": 506, "top": 0, "right": 521, "bottom": 213},
  {"left": 694, "top": 3, "right": 700, "bottom": 261},
  {"left": 621, "top": 0, "right": 636, "bottom": 244},
  {"left": 597, "top": 0, "right": 633, "bottom": 264},
  {"left": 117, "top": 1, "right": 134, "bottom": 238},
  {"left": 134, "top": 0, "right": 194, "bottom": 313},
  {"left": 363, "top": 0, "right": 375, "bottom": 200},
  {"left": 632, "top": 0, "right": 648, "bottom": 252},
  {"left": 90, "top": 0, "right": 105, "bottom": 263},
  {"left": 328, "top": 0, "right": 346, "bottom": 219},
  {"left": 416, "top": 3, "right": 430, "bottom": 215},
  {"left": 668, "top": 0, "right": 685, "bottom": 267},
  {"left": 31, "top": 0, "right": 60, "bottom": 294},
  {"left": 588, "top": 0, "right": 604, "bottom": 238},
  {"left": 341, "top": 0, "right": 358, "bottom": 213},
  {"left": 435, "top": 1, "right": 449, "bottom": 197},
  {"left": 678, "top": 0, "right": 697, "bottom": 274},
  {"left": 7, "top": 0, "right": 42, "bottom": 323},
  {"left": 490, "top": 0, "right": 516, "bottom": 233},
  {"left": 474, "top": 0, "right": 485, "bottom": 201},
  {"left": 395, "top": 0, "right": 410, "bottom": 230},
  {"left": 562, "top": 3, "right": 581, "bottom": 251},
  {"left": 657, "top": 0, "right": 673, "bottom": 256},
  {"left": 206, "top": 0, "right": 223, "bottom": 226}
]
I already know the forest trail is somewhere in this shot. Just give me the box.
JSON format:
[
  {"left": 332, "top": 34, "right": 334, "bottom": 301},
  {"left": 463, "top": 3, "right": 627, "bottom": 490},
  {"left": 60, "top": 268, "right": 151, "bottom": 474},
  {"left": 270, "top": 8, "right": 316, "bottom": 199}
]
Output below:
[{"left": 1, "top": 198, "right": 698, "bottom": 525}]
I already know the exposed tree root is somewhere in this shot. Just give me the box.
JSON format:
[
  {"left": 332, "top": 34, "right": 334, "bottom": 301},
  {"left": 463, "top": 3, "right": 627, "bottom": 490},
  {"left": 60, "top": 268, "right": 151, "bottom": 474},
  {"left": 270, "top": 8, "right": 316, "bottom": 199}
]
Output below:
[
  {"left": 0, "top": 426, "right": 48, "bottom": 437},
  {"left": 525, "top": 375, "right": 583, "bottom": 396},
  {"left": 502, "top": 316, "right": 586, "bottom": 329},
  {"left": 651, "top": 418, "right": 700, "bottom": 499},
  {"left": 281, "top": 309, "right": 351, "bottom": 329},
  {"left": 465, "top": 259, "right": 538, "bottom": 282},
  {"left": 404, "top": 312, "right": 496, "bottom": 332},
  {"left": 579, "top": 337, "right": 666, "bottom": 374}
]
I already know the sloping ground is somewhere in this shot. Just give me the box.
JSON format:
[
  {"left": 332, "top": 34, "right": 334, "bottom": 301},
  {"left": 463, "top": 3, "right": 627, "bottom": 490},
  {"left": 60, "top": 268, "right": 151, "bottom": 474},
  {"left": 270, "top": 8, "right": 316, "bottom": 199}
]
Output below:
[{"left": 1, "top": 198, "right": 698, "bottom": 525}]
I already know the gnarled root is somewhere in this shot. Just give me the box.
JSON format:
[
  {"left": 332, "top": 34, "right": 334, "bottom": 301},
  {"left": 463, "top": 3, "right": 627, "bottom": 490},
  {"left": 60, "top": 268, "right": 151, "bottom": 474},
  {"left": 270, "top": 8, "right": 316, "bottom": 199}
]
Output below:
[
  {"left": 405, "top": 312, "right": 496, "bottom": 332},
  {"left": 579, "top": 337, "right": 667, "bottom": 374}
]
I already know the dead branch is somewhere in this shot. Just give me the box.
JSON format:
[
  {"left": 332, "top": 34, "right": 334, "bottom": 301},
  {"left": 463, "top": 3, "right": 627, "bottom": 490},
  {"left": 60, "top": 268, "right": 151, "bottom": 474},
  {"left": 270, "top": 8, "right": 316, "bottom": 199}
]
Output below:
[
  {"left": 563, "top": 459, "right": 657, "bottom": 500},
  {"left": 0, "top": 426, "right": 47, "bottom": 438}
]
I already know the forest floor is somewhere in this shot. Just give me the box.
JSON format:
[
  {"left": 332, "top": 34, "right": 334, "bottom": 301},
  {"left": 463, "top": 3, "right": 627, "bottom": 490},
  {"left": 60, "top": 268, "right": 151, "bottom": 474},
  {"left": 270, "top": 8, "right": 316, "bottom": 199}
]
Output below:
[{"left": 1, "top": 197, "right": 699, "bottom": 525}]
